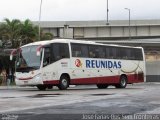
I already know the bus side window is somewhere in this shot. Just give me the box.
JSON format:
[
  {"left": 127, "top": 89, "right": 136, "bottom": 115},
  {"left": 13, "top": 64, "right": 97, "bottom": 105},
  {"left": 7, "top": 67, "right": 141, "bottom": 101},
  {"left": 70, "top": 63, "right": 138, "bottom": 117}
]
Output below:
[
  {"left": 98, "top": 46, "right": 106, "bottom": 58},
  {"left": 135, "top": 49, "right": 143, "bottom": 60},
  {"left": 59, "top": 44, "right": 69, "bottom": 58},
  {"left": 71, "top": 43, "right": 89, "bottom": 58},
  {"left": 123, "top": 48, "right": 128, "bottom": 59},
  {"left": 108, "top": 47, "right": 115, "bottom": 59},
  {"left": 106, "top": 47, "right": 110, "bottom": 59},
  {"left": 117, "top": 47, "right": 127, "bottom": 59},
  {"left": 51, "top": 43, "right": 69, "bottom": 62},
  {"left": 89, "top": 51, "right": 96, "bottom": 58},
  {"left": 71, "top": 44, "right": 82, "bottom": 57},
  {"left": 126, "top": 48, "right": 131, "bottom": 60},
  {"left": 89, "top": 45, "right": 99, "bottom": 58},
  {"left": 130, "top": 49, "right": 136, "bottom": 60},
  {"left": 43, "top": 47, "right": 51, "bottom": 66}
]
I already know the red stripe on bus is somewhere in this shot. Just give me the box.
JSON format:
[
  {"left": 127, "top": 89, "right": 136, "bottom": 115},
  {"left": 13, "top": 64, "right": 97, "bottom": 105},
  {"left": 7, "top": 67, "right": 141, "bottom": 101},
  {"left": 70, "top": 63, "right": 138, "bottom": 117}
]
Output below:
[
  {"left": 70, "top": 76, "right": 120, "bottom": 85},
  {"left": 42, "top": 73, "right": 144, "bottom": 85},
  {"left": 43, "top": 80, "right": 59, "bottom": 85},
  {"left": 19, "top": 77, "right": 33, "bottom": 80}
]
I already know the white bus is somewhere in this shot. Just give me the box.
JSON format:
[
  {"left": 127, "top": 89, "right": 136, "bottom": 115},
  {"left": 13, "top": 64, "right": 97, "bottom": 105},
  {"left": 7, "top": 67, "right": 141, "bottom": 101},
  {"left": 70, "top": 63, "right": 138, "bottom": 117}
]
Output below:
[{"left": 10, "top": 39, "right": 146, "bottom": 90}]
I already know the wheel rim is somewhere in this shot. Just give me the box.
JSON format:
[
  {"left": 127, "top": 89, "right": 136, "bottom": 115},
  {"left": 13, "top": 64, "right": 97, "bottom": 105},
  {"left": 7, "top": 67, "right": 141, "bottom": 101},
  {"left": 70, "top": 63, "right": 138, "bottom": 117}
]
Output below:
[
  {"left": 121, "top": 77, "right": 126, "bottom": 86},
  {"left": 62, "top": 78, "right": 68, "bottom": 87}
]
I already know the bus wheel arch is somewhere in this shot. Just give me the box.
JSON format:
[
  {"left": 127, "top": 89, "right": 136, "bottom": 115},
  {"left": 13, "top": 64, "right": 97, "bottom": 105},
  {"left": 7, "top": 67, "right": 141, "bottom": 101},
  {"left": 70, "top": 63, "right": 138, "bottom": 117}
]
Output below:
[
  {"left": 58, "top": 73, "right": 70, "bottom": 90},
  {"left": 97, "top": 84, "right": 108, "bottom": 89},
  {"left": 37, "top": 85, "right": 47, "bottom": 91},
  {"left": 115, "top": 74, "right": 128, "bottom": 88}
]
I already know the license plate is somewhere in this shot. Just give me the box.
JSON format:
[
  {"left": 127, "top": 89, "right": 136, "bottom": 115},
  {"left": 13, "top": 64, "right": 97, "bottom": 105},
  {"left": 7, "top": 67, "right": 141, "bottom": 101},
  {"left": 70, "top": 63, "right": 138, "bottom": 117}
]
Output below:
[{"left": 24, "top": 81, "right": 28, "bottom": 84}]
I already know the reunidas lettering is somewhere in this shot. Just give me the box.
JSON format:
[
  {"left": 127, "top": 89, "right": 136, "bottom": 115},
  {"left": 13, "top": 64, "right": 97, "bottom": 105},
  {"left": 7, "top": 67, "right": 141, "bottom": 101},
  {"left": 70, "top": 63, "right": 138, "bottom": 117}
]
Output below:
[{"left": 86, "top": 60, "right": 121, "bottom": 69}]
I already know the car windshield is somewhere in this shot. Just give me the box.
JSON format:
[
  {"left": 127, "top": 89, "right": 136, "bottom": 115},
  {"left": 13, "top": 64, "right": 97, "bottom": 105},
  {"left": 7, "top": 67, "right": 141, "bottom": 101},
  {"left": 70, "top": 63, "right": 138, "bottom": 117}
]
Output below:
[{"left": 16, "top": 45, "right": 41, "bottom": 72}]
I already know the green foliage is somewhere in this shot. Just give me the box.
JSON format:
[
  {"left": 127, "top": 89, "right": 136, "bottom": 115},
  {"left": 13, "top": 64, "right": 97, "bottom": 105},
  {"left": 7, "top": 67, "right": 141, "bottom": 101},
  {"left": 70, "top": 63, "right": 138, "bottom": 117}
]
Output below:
[
  {"left": 19, "top": 19, "right": 39, "bottom": 46},
  {"left": 0, "top": 18, "right": 54, "bottom": 48},
  {"left": 41, "top": 32, "right": 54, "bottom": 40},
  {"left": 2, "top": 18, "right": 21, "bottom": 48}
]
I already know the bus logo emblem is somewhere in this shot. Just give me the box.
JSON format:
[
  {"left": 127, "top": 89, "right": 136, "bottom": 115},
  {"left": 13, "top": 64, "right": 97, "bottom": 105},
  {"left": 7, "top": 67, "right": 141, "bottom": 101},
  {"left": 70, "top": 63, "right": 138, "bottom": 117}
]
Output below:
[{"left": 75, "top": 59, "right": 82, "bottom": 67}]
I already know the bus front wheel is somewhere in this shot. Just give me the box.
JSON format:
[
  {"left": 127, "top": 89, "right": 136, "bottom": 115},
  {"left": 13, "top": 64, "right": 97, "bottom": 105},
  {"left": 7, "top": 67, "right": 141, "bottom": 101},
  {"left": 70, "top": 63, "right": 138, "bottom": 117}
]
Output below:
[
  {"left": 97, "top": 84, "right": 108, "bottom": 89},
  {"left": 58, "top": 75, "right": 69, "bottom": 90},
  {"left": 115, "top": 76, "right": 127, "bottom": 88}
]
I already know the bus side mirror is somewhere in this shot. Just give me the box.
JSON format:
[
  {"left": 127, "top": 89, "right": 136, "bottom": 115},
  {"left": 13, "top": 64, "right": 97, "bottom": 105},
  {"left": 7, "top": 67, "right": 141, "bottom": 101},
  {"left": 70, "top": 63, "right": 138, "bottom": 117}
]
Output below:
[
  {"left": 10, "top": 49, "right": 17, "bottom": 61},
  {"left": 10, "top": 55, "right": 13, "bottom": 61},
  {"left": 36, "top": 45, "right": 43, "bottom": 56},
  {"left": 36, "top": 51, "right": 40, "bottom": 56}
]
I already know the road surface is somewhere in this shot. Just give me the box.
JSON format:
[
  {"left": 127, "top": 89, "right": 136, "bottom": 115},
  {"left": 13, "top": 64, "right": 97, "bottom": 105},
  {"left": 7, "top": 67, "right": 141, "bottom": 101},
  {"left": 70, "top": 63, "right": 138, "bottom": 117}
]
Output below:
[{"left": 0, "top": 83, "right": 160, "bottom": 120}]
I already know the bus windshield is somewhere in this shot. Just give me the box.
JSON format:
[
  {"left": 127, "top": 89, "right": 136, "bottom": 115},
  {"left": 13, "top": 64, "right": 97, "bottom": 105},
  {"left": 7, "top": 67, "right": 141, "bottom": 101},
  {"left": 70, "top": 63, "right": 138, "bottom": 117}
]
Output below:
[{"left": 16, "top": 45, "right": 41, "bottom": 72}]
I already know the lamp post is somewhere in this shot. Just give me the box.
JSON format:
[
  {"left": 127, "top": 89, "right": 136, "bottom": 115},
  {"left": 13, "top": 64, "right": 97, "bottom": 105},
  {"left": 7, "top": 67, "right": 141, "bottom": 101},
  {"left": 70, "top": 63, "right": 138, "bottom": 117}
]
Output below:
[
  {"left": 125, "top": 8, "right": 131, "bottom": 39},
  {"left": 39, "top": 0, "right": 43, "bottom": 41},
  {"left": 106, "top": 0, "right": 109, "bottom": 25}
]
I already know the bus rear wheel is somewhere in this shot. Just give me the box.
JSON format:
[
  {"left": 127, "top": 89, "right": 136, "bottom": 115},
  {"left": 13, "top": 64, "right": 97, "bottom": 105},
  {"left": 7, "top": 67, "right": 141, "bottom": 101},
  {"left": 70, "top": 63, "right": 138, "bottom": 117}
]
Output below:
[
  {"left": 58, "top": 75, "right": 69, "bottom": 90},
  {"left": 37, "top": 85, "right": 47, "bottom": 91},
  {"left": 115, "top": 76, "right": 127, "bottom": 88},
  {"left": 97, "top": 84, "right": 108, "bottom": 89}
]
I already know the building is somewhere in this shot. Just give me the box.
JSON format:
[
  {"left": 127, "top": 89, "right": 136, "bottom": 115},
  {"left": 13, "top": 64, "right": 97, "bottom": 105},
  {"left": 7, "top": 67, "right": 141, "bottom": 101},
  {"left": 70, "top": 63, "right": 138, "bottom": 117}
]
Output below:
[
  {"left": 33, "top": 20, "right": 160, "bottom": 61},
  {"left": 34, "top": 20, "right": 160, "bottom": 40}
]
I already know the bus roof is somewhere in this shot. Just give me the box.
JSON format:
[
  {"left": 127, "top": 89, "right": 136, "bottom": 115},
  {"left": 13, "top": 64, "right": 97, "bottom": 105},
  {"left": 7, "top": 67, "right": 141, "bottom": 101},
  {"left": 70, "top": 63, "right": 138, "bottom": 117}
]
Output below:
[
  {"left": 21, "top": 39, "right": 143, "bottom": 49},
  {"left": 21, "top": 39, "right": 95, "bottom": 47}
]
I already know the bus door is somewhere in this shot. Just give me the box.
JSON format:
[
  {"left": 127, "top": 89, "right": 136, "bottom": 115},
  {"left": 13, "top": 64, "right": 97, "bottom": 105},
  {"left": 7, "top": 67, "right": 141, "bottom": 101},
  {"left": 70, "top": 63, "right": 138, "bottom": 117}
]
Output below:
[
  {"left": 41, "top": 46, "right": 53, "bottom": 81},
  {"left": 42, "top": 43, "right": 70, "bottom": 83}
]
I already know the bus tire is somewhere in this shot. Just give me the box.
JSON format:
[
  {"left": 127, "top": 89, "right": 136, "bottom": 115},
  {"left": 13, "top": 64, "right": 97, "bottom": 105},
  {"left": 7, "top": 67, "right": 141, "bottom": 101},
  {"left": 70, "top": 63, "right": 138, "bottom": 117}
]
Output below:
[
  {"left": 58, "top": 75, "right": 69, "bottom": 90},
  {"left": 115, "top": 75, "right": 127, "bottom": 88},
  {"left": 37, "top": 85, "right": 47, "bottom": 91},
  {"left": 97, "top": 84, "right": 108, "bottom": 89}
]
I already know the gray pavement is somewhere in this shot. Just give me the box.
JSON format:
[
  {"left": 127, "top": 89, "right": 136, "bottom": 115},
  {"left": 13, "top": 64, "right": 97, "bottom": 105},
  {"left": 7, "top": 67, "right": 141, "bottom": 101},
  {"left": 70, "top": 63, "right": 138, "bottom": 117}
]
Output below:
[{"left": 0, "top": 83, "right": 160, "bottom": 120}]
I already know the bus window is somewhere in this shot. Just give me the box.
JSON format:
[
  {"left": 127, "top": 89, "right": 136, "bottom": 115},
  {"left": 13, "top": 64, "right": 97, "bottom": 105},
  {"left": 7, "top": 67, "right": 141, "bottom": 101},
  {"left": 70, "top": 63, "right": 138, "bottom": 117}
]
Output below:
[
  {"left": 135, "top": 49, "right": 143, "bottom": 60},
  {"left": 98, "top": 46, "right": 106, "bottom": 58},
  {"left": 125, "top": 48, "right": 131, "bottom": 60},
  {"left": 71, "top": 43, "right": 88, "bottom": 57},
  {"left": 117, "top": 47, "right": 128, "bottom": 60},
  {"left": 51, "top": 43, "right": 69, "bottom": 62},
  {"left": 43, "top": 47, "right": 51, "bottom": 66},
  {"left": 108, "top": 47, "right": 116, "bottom": 59},
  {"left": 81, "top": 45, "right": 89, "bottom": 57},
  {"left": 106, "top": 47, "right": 110, "bottom": 58},
  {"left": 130, "top": 48, "right": 136, "bottom": 60},
  {"left": 89, "top": 45, "right": 97, "bottom": 58},
  {"left": 88, "top": 45, "right": 105, "bottom": 58}
]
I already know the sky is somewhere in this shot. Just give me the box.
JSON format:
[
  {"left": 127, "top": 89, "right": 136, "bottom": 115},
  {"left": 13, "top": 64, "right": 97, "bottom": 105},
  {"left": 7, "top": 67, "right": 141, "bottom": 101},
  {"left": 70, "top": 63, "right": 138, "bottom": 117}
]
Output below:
[{"left": 0, "top": 0, "right": 160, "bottom": 22}]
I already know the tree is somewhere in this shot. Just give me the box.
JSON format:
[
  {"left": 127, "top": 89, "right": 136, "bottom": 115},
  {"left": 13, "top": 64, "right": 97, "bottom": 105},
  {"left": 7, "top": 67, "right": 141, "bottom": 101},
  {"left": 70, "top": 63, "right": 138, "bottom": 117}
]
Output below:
[
  {"left": 2, "top": 18, "right": 21, "bottom": 48},
  {"left": 19, "top": 19, "right": 39, "bottom": 45},
  {"left": 41, "top": 32, "right": 54, "bottom": 40},
  {"left": 0, "top": 23, "right": 10, "bottom": 47},
  {"left": 0, "top": 18, "right": 54, "bottom": 48}
]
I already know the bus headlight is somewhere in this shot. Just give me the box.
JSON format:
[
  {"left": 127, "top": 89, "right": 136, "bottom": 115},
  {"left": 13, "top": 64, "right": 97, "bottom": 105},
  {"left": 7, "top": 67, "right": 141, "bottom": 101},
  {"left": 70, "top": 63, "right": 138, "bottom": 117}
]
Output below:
[{"left": 33, "top": 74, "right": 41, "bottom": 81}]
